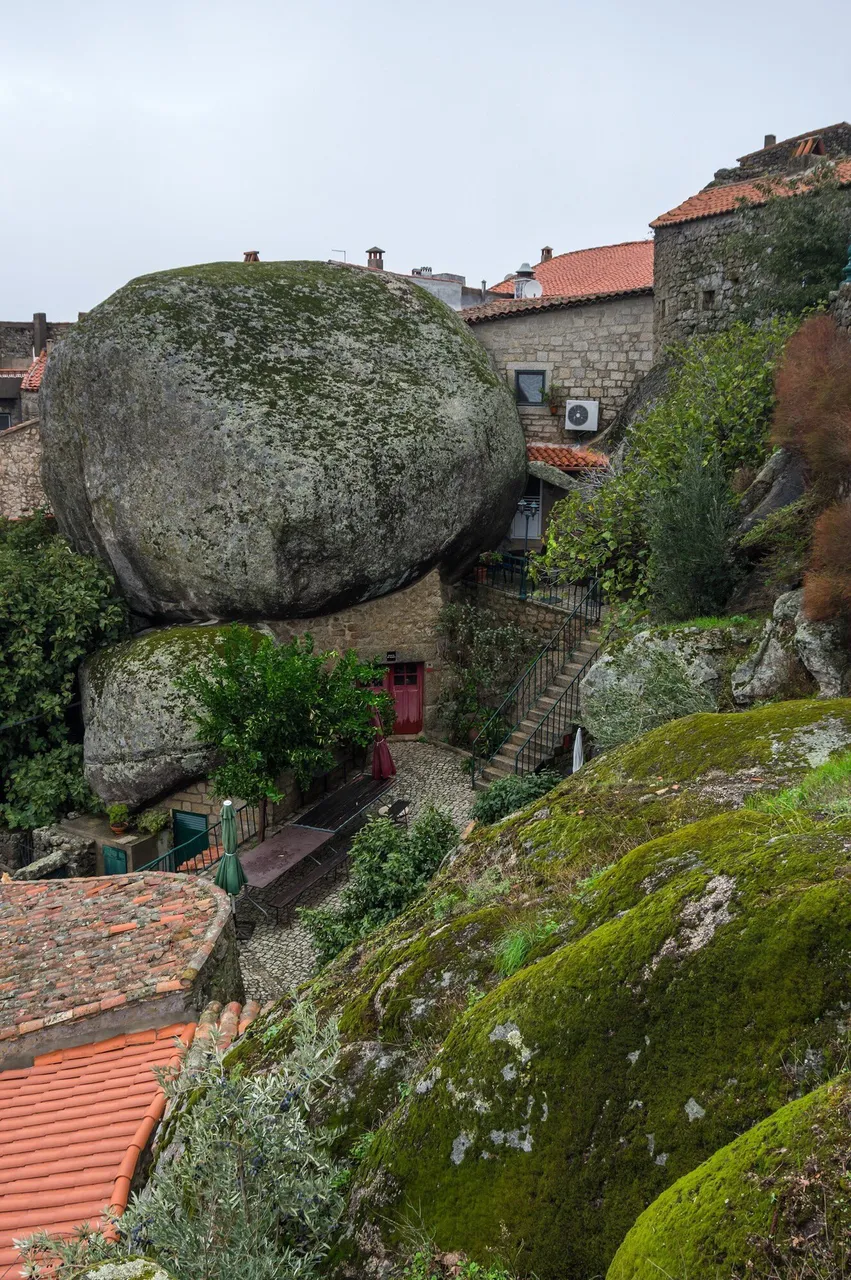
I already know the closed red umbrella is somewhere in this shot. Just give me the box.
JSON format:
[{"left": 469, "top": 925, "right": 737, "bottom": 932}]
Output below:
[{"left": 371, "top": 712, "right": 397, "bottom": 780}]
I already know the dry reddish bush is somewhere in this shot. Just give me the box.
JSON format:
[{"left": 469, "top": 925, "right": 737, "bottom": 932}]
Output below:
[
  {"left": 773, "top": 314, "right": 851, "bottom": 494},
  {"left": 803, "top": 501, "right": 851, "bottom": 621}
]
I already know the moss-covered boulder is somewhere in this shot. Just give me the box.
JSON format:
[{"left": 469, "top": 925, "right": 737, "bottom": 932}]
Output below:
[
  {"left": 80, "top": 1263, "right": 176, "bottom": 1280},
  {"left": 41, "top": 261, "right": 525, "bottom": 622},
  {"left": 608, "top": 1075, "right": 851, "bottom": 1279},
  {"left": 347, "top": 808, "right": 851, "bottom": 1279},
  {"left": 581, "top": 620, "right": 759, "bottom": 748},
  {"left": 80, "top": 624, "right": 238, "bottom": 803}
]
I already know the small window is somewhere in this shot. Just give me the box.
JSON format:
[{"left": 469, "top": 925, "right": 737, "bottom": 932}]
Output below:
[
  {"left": 659, "top": 298, "right": 666, "bottom": 319},
  {"left": 0, "top": 412, "right": 11, "bottom": 432},
  {"left": 702, "top": 289, "right": 716, "bottom": 311},
  {"left": 514, "top": 370, "right": 546, "bottom": 405}
]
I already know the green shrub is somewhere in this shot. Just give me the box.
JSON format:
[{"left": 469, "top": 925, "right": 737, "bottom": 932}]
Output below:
[
  {"left": 436, "top": 603, "right": 538, "bottom": 746},
  {"left": 136, "top": 807, "right": 170, "bottom": 836},
  {"left": 399, "top": 1252, "right": 515, "bottom": 1279},
  {"left": 646, "top": 436, "right": 739, "bottom": 619},
  {"left": 539, "top": 318, "right": 798, "bottom": 602},
  {"left": 20, "top": 1002, "right": 344, "bottom": 1280},
  {"left": 299, "top": 807, "right": 458, "bottom": 967},
  {"left": 583, "top": 646, "right": 716, "bottom": 749},
  {"left": 471, "top": 769, "right": 561, "bottom": 825},
  {"left": 106, "top": 802, "right": 130, "bottom": 827},
  {"left": 0, "top": 512, "right": 127, "bottom": 829}
]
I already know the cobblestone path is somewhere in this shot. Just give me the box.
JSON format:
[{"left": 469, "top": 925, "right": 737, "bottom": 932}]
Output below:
[{"left": 237, "top": 741, "right": 474, "bottom": 1003}]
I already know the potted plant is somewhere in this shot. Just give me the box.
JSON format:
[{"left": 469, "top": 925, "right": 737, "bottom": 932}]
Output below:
[
  {"left": 542, "top": 382, "right": 566, "bottom": 416},
  {"left": 107, "top": 803, "right": 131, "bottom": 835},
  {"left": 136, "top": 808, "right": 170, "bottom": 837}
]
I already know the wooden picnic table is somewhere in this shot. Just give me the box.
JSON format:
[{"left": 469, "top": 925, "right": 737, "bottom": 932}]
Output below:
[{"left": 238, "top": 773, "right": 394, "bottom": 894}]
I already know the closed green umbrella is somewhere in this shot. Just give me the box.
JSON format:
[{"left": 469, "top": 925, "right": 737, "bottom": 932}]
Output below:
[{"left": 214, "top": 800, "right": 246, "bottom": 904}]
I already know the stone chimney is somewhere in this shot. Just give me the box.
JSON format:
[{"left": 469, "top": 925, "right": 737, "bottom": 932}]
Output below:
[
  {"left": 243, "top": 250, "right": 260, "bottom": 263},
  {"left": 541, "top": 246, "right": 553, "bottom": 263},
  {"left": 764, "top": 134, "right": 776, "bottom": 149},
  {"left": 32, "top": 313, "right": 47, "bottom": 356},
  {"left": 366, "top": 246, "right": 385, "bottom": 271}
]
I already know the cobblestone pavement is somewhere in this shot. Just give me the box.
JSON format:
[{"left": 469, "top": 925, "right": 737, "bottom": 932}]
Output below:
[{"left": 237, "top": 742, "right": 474, "bottom": 1003}]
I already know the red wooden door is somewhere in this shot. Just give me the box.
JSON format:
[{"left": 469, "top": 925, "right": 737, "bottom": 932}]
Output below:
[{"left": 386, "top": 662, "right": 423, "bottom": 734}]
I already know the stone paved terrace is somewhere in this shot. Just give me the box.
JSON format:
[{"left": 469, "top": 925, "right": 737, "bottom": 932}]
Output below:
[{"left": 0, "top": 873, "right": 239, "bottom": 1065}]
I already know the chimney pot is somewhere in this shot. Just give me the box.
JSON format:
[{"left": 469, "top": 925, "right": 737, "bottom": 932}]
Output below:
[
  {"left": 541, "top": 246, "right": 553, "bottom": 263},
  {"left": 243, "top": 250, "right": 260, "bottom": 263},
  {"left": 764, "top": 134, "right": 776, "bottom": 149},
  {"left": 366, "top": 246, "right": 385, "bottom": 271}
]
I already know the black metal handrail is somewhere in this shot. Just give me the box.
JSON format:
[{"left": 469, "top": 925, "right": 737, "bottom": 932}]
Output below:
[
  {"left": 512, "top": 644, "right": 601, "bottom": 777},
  {"left": 143, "top": 802, "right": 258, "bottom": 875},
  {"left": 470, "top": 579, "right": 602, "bottom": 786},
  {"left": 466, "top": 554, "right": 589, "bottom": 612}
]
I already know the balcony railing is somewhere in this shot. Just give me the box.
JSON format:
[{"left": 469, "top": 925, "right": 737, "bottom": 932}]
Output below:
[
  {"left": 512, "top": 645, "right": 601, "bottom": 777},
  {"left": 465, "top": 554, "right": 590, "bottom": 612},
  {"left": 142, "top": 802, "right": 257, "bottom": 876}
]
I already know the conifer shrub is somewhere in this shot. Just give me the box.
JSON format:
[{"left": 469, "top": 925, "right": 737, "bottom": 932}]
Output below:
[{"left": 645, "top": 436, "right": 739, "bottom": 619}]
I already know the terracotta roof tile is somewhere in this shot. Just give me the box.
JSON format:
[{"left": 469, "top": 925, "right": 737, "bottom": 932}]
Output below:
[
  {"left": 463, "top": 286, "right": 652, "bottom": 323},
  {"left": 527, "top": 444, "right": 609, "bottom": 470},
  {"left": 487, "top": 241, "right": 654, "bottom": 300},
  {"left": 0, "top": 1001, "right": 259, "bottom": 1275},
  {"left": 651, "top": 159, "right": 851, "bottom": 227},
  {"left": 0, "top": 875, "right": 232, "bottom": 1047},
  {"left": 20, "top": 350, "right": 47, "bottom": 391}
]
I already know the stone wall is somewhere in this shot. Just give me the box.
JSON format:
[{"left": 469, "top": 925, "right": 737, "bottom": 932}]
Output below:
[
  {"left": 458, "top": 581, "right": 569, "bottom": 647},
  {"left": 0, "top": 419, "right": 49, "bottom": 518},
  {"left": 266, "top": 567, "right": 452, "bottom": 733},
  {"left": 469, "top": 294, "right": 654, "bottom": 443},
  {"left": 654, "top": 187, "right": 851, "bottom": 353},
  {"left": 0, "top": 319, "right": 74, "bottom": 366}
]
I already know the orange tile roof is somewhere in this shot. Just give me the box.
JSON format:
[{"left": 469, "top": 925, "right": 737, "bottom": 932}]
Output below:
[
  {"left": 0, "top": 875, "right": 232, "bottom": 1050},
  {"left": 527, "top": 444, "right": 609, "bottom": 470},
  {"left": 20, "top": 350, "right": 47, "bottom": 391},
  {"left": 0, "top": 999, "right": 259, "bottom": 1276},
  {"left": 489, "top": 241, "right": 654, "bottom": 299},
  {"left": 651, "top": 159, "right": 851, "bottom": 227},
  {"left": 0, "top": 1022, "right": 193, "bottom": 1273},
  {"left": 463, "top": 286, "right": 652, "bottom": 324}
]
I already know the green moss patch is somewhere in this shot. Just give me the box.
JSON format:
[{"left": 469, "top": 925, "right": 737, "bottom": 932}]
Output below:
[
  {"left": 350, "top": 809, "right": 851, "bottom": 1279},
  {"left": 608, "top": 1074, "right": 851, "bottom": 1279}
]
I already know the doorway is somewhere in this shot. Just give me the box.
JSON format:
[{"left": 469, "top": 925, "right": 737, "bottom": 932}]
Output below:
[{"left": 383, "top": 662, "right": 424, "bottom": 734}]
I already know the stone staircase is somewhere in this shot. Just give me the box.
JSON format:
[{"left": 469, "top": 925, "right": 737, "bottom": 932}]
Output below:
[{"left": 476, "top": 625, "right": 604, "bottom": 788}]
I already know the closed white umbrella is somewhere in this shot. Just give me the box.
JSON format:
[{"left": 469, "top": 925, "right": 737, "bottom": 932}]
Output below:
[{"left": 572, "top": 727, "right": 585, "bottom": 774}]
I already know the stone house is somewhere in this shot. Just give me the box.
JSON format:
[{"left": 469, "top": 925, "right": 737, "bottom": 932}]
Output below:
[
  {"left": 651, "top": 124, "right": 851, "bottom": 352},
  {"left": 463, "top": 241, "right": 654, "bottom": 445},
  {"left": 506, "top": 444, "right": 609, "bottom": 552}
]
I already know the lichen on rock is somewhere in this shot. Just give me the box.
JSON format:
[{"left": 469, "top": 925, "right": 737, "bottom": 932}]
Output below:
[
  {"left": 41, "top": 260, "right": 525, "bottom": 622},
  {"left": 80, "top": 623, "right": 242, "bottom": 804}
]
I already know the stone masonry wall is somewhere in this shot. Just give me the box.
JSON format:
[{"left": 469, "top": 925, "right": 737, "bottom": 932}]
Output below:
[
  {"left": 266, "top": 567, "right": 452, "bottom": 733},
  {"left": 0, "top": 420, "right": 49, "bottom": 518},
  {"left": 469, "top": 294, "right": 653, "bottom": 443},
  {"left": 835, "top": 281, "right": 851, "bottom": 332},
  {"left": 458, "top": 581, "right": 568, "bottom": 647},
  {"left": 654, "top": 187, "right": 851, "bottom": 353}
]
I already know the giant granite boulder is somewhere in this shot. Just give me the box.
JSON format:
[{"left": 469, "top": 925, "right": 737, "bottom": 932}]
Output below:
[
  {"left": 732, "top": 587, "right": 851, "bottom": 704},
  {"left": 80, "top": 625, "right": 237, "bottom": 805},
  {"left": 41, "top": 261, "right": 525, "bottom": 622}
]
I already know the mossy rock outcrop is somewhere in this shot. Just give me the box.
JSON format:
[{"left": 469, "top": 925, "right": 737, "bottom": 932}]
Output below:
[
  {"left": 41, "top": 261, "right": 525, "bottom": 622},
  {"left": 347, "top": 808, "right": 851, "bottom": 1278},
  {"left": 608, "top": 1075, "right": 851, "bottom": 1279},
  {"left": 80, "top": 624, "right": 240, "bottom": 804},
  {"left": 81, "top": 1262, "right": 177, "bottom": 1280}
]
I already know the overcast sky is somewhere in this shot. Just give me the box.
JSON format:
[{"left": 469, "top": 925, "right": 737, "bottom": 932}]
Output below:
[{"left": 3, "top": 0, "right": 850, "bottom": 319}]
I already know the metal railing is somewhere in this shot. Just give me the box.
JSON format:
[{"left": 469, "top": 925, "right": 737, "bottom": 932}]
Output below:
[
  {"left": 512, "top": 645, "right": 601, "bottom": 777},
  {"left": 470, "top": 579, "right": 603, "bottom": 786},
  {"left": 142, "top": 802, "right": 258, "bottom": 876},
  {"left": 466, "top": 554, "right": 590, "bottom": 612}
]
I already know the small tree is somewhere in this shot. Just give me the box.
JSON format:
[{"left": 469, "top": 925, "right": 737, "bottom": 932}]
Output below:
[
  {"left": 731, "top": 166, "right": 851, "bottom": 319},
  {"left": 645, "top": 435, "right": 739, "bottom": 619},
  {"left": 177, "top": 625, "right": 392, "bottom": 840}
]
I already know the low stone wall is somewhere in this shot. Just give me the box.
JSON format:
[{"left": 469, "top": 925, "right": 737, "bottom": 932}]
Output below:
[
  {"left": 458, "top": 582, "right": 571, "bottom": 647},
  {"left": 0, "top": 419, "right": 49, "bottom": 519},
  {"left": 835, "top": 281, "right": 851, "bottom": 333}
]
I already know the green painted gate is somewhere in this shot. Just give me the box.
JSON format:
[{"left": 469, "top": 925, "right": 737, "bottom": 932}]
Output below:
[
  {"left": 171, "top": 811, "right": 209, "bottom": 867},
  {"left": 103, "top": 845, "right": 127, "bottom": 875}
]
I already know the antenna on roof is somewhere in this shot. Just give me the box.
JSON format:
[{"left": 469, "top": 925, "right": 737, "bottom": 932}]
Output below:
[{"left": 331, "top": 249, "right": 347, "bottom": 262}]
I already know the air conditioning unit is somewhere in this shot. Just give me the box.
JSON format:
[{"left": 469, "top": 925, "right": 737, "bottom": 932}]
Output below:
[{"left": 564, "top": 399, "right": 599, "bottom": 433}]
